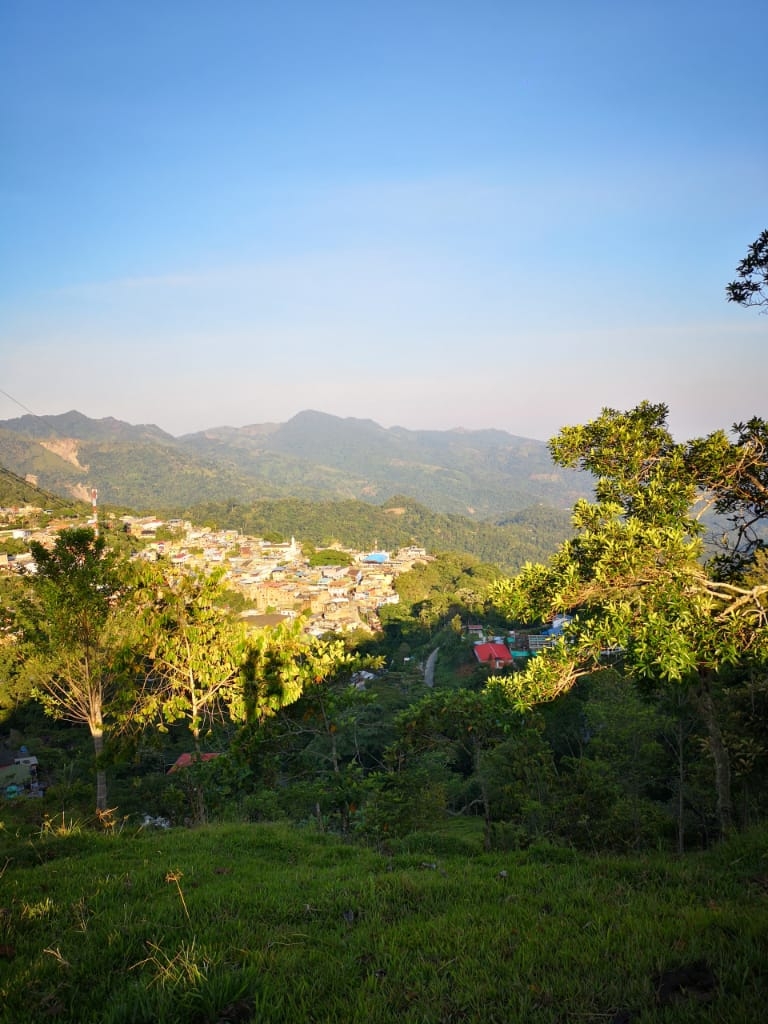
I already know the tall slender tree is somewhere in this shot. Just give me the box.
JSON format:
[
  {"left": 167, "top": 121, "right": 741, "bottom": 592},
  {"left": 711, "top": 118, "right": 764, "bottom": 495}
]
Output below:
[
  {"left": 27, "top": 528, "right": 127, "bottom": 811},
  {"left": 395, "top": 687, "right": 521, "bottom": 851}
]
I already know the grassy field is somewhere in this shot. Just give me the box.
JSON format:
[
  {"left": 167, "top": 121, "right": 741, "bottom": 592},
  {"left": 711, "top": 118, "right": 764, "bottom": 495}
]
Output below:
[{"left": 0, "top": 815, "right": 766, "bottom": 1023}]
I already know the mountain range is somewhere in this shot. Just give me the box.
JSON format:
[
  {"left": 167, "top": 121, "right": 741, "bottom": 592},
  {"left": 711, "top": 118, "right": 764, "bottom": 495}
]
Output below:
[{"left": 0, "top": 409, "right": 589, "bottom": 519}]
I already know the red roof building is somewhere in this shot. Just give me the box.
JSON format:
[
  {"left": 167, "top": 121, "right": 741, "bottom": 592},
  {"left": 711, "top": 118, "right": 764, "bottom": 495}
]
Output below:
[{"left": 473, "top": 642, "right": 513, "bottom": 669}]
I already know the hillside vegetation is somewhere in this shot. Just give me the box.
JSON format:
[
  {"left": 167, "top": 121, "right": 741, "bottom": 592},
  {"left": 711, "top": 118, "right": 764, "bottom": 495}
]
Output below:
[
  {"left": 0, "top": 409, "right": 589, "bottom": 518},
  {"left": 0, "top": 465, "right": 86, "bottom": 518}
]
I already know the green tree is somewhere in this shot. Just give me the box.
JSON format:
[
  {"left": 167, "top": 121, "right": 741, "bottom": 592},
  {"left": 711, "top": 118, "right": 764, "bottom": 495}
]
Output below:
[
  {"left": 0, "top": 573, "right": 38, "bottom": 717},
  {"left": 25, "top": 528, "right": 127, "bottom": 811},
  {"left": 262, "top": 677, "right": 374, "bottom": 832},
  {"left": 306, "top": 548, "right": 353, "bottom": 567},
  {"left": 489, "top": 402, "right": 768, "bottom": 838},
  {"left": 125, "top": 565, "right": 249, "bottom": 823},
  {"left": 129, "top": 565, "right": 247, "bottom": 752},
  {"left": 689, "top": 417, "right": 768, "bottom": 578},
  {"left": 0, "top": 537, "right": 28, "bottom": 557},
  {"left": 396, "top": 687, "right": 522, "bottom": 850},
  {"left": 233, "top": 622, "right": 383, "bottom": 829},
  {"left": 565, "top": 673, "right": 674, "bottom": 851},
  {"left": 239, "top": 618, "right": 362, "bottom": 725},
  {"left": 726, "top": 229, "right": 768, "bottom": 309}
]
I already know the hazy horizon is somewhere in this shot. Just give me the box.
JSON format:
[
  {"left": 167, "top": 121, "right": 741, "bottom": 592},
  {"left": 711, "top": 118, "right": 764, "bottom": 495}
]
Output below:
[{"left": 0, "top": 399, "right": 571, "bottom": 445}]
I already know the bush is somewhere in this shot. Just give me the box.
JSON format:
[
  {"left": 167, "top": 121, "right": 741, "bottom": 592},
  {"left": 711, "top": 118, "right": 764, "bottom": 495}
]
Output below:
[
  {"left": 241, "top": 789, "right": 287, "bottom": 822},
  {"left": 356, "top": 768, "right": 447, "bottom": 846}
]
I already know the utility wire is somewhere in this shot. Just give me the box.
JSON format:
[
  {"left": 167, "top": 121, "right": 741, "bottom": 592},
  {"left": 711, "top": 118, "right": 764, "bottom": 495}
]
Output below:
[
  {"left": 0, "top": 387, "right": 89, "bottom": 512},
  {"left": 0, "top": 388, "right": 39, "bottom": 419}
]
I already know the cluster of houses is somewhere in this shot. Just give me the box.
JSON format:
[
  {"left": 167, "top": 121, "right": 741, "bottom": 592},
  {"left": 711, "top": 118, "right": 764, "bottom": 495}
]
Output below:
[
  {"left": 0, "top": 505, "right": 43, "bottom": 572},
  {"left": 122, "top": 517, "right": 429, "bottom": 636},
  {"left": 0, "top": 507, "right": 431, "bottom": 638},
  {"left": 470, "top": 615, "right": 573, "bottom": 669},
  {"left": 3, "top": 506, "right": 589, "bottom": 672}
]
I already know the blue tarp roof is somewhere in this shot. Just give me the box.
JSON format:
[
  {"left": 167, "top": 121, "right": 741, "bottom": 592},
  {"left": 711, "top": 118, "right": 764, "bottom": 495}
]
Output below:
[{"left": 363, "top": 552, "right": 389, "bottom": 563}]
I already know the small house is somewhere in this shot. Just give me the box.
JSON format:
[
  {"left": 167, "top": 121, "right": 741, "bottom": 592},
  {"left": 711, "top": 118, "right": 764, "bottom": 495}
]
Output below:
[{"left": 473, "top": 642, "right": 514, "bottom": 670}]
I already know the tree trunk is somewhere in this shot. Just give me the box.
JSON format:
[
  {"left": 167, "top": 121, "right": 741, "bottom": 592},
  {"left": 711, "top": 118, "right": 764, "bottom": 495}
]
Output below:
[
  {"left": 676, "top": 717, "right": 685, "bottom": 856},
  {"left": 697, "top": 674, "right": 733, "bottom": 838},
  {"left": 92, "top": 729, "right": 107, "bottom": 812},
  {"left": 189, "top": 724, "right": 207, "bottom": 824}
]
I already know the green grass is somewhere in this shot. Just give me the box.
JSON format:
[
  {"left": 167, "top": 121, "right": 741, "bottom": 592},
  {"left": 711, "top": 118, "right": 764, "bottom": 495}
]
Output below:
[{"left": 0, "top": 818, "right": 766, "bottom": 1023}]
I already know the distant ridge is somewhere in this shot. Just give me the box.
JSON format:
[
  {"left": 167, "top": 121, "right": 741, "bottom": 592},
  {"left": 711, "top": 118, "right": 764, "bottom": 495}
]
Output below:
[
  {"left": 0, "top": 410, "right": 175, "bottom": 444},
  {"left": 0, "top": 409, "right": 590, "bottom": 518}
]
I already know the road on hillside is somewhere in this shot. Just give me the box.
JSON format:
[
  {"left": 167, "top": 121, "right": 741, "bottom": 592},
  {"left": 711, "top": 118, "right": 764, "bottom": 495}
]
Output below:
[{"left": 425, "top": 647, "right": 439, "bottom": 687}]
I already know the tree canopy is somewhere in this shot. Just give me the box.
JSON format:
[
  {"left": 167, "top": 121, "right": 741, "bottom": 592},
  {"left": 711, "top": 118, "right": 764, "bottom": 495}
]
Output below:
[
  {"left": 489, "top": 402, "right": 768, "bottom": 835},
  {"left": 726, "top": 229, "right": 768, "bottom": 310},
  {"left": 25, "top": 528, "right": 129, "bottom": 810},
  {"left": 126, "top": 565, "right": 247, "bottom": 751}
]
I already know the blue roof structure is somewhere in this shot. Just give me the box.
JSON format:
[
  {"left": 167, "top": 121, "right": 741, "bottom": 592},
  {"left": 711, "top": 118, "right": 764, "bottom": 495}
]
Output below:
[{"left": 363, "top": 551, "right": 389, "bottom": 564}]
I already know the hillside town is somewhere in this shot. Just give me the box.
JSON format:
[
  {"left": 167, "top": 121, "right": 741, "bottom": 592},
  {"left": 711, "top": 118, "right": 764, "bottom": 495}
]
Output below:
[
  {"left": 124, "top": 515, "right": 435, "bottom": 636},
  {"left": 0, "top": 505, "right": 430, "bottom": 638}
]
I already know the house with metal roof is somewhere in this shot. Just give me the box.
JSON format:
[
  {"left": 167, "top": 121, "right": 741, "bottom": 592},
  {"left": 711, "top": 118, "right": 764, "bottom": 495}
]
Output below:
[{"left": 473, "top": 642, "right": 514, "bottom": 670}]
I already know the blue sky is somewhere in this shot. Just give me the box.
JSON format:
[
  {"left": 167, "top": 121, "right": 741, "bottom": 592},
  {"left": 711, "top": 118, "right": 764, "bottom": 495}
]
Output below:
[{"left": 1, "top": 0, "right": 766, "bottom": 442}]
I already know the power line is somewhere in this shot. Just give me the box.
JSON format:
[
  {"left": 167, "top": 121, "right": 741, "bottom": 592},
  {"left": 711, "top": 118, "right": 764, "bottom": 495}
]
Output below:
[
  {"left": 0, "top": 388, "right": 90, "bottom": 513},
  {"left": 0, "top": 464, "right": 81, "bottom": 513},
  {"left": 0, "top": 388, "right": 39, "bottom": 419}
]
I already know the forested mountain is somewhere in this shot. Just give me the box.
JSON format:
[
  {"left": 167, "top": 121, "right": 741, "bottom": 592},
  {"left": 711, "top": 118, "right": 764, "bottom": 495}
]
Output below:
[
  {"left": 0, "top": 409, "right": 589, "bottom": 518},
  {"left": 0, "top": 410, "right": 175, "bottom": 445}
]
